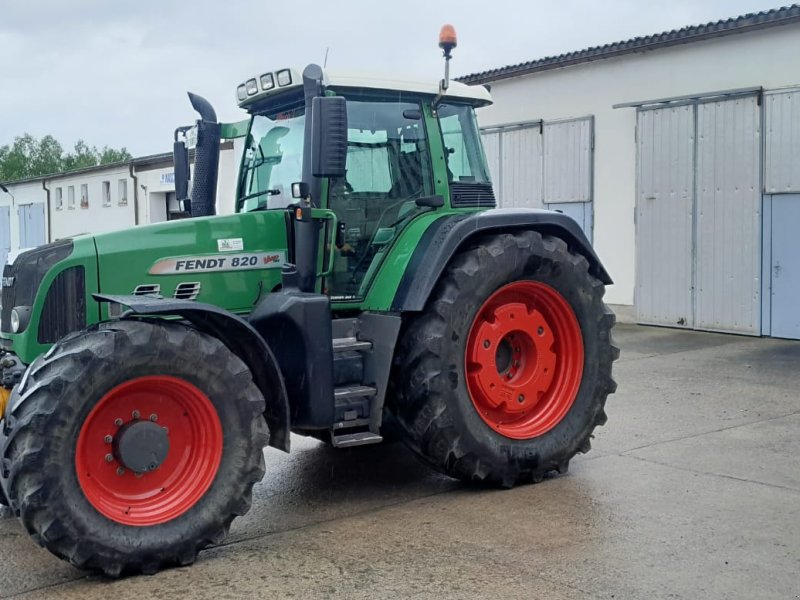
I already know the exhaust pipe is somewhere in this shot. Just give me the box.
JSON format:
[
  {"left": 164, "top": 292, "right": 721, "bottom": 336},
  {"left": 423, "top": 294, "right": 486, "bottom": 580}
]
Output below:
[{"left": 186, "top": 92, "right": 220, "bottom": 217}]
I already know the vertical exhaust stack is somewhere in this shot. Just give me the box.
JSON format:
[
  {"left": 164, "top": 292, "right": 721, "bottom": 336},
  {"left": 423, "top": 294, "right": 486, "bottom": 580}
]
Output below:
[{"left": 186, "top": 92, "right": 221, "bottom": 217}]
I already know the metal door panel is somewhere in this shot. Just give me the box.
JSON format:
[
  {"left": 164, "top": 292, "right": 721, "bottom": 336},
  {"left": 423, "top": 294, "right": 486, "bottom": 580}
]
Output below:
[
  {"left": 770, "top": 194, "right": 800, "bottom": 339},
  {"left": 764, "top": 90, "right": 800, "bottom": 194},
  {"left": 635, "top": 105, "right": 695, "bottom": 327},
  {"left": 694, "top": 96, "right": 761, "bottom": 334},
  {"left": 543, "top": 117, "right": 593, "bottom": 203},
  {"left": 481, "top": 130, "right": 501, "bottom": 202},
  {"left": 500, "top": 126, "right": 543, "bottom": 208}
]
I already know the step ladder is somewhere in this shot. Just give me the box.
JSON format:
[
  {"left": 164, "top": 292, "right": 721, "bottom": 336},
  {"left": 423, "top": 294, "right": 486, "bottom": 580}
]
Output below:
[{"left": 330, "top": 335, "right": 383, "bottom": 447}]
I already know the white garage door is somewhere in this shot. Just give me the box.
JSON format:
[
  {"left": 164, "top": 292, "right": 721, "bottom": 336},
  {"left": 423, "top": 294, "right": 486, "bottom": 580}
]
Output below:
[{"left": 635, "top": 93, "right": 762, "bottom": 334}]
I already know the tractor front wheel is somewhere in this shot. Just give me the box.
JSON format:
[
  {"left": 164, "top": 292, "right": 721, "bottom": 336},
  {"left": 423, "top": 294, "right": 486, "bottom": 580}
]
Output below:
[
  {"left": 390, "top": 231, "right": 618, "bottom": 487},
  {"left": 0, "top": 320, "right": 268, "bottom": 575}
]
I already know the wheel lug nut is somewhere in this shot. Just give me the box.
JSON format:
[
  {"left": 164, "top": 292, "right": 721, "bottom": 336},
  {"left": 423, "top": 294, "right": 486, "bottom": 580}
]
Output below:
[
  {"left": 162, "top": 426, "right": 169, "bottom": 433},
  {"left": 483, "top": 340, "right": 490, "bottom": 348},
  {"left": 149, "top": 414, "right": 158, "bottom": 422},
  {"left": 537, "top": 327, "right": 544, "bottom": 336},
  {"left": 132, "top": 410, "right": 140, "bottom": 420},
  {"left": 507, "top": 373, "right": 513, "bottom": 380},
  {"left": 103, "top": 435, "right": 113, "bottom": 444},
  {"left": 116, "top": 467, "right": 125, "bottom": 476},
  {"left": 518, "top": 394, "right": 525, "bottom": 403},
  {"left": 114, "top": 418, "right": 123, "bottom": 427},
  {"left": 105, "top": 453, "right": 114, "bottom": 463},
  {"left": 134, "top": 472, "right": 143, "bottom": 478}
]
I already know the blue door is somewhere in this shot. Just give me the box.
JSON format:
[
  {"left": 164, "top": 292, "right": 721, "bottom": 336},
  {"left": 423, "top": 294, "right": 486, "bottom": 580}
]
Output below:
[
  {"left": 0, "top": 206, "right": 10, "bottom": 266},
  {"left": 19, "top": 203, "right": 46, "bottom": 249},
  {"left": 770, "top": 195, "right": 800, "bottom": 339},
  {"left": 546, "top": 201, "right": 593, "bottom": 244}
]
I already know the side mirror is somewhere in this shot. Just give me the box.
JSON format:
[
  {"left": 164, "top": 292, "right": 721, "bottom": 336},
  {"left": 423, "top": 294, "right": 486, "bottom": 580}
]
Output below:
[
  {"left": 311, "top": 96, "right": 348, "bottom": 178},
  {"left": 173, "top": 130, "right": 191, "bottom": 202},
  {"left": 291, "top": 182, "right": 310, "bottom": 199},
  {"left": 415, "top": 195, "right": 445, "bottom": 208}
]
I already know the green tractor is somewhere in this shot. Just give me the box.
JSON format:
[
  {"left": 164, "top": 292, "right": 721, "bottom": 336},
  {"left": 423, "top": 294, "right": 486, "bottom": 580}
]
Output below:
[{"left": 0, "top": 29, "right": 616, "bottom": 575}]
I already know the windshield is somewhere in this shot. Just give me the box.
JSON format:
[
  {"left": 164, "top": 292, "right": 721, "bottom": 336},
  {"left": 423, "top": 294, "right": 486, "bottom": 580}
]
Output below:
[
  {"left": 438, "top": 103, "right": 492, "bottom": 185},
  {"left": 238, "top": 107, "right": 305, "bottom": 212}
]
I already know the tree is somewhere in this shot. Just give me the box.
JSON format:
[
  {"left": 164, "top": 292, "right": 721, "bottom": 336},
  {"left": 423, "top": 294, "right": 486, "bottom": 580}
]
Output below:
[{"left": 0, "top": 134, "right": 132, "bottom": 181}]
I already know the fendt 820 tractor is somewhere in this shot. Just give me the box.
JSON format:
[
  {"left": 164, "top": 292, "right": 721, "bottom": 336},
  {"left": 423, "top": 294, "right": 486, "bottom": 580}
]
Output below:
[{"left": 0, "top": 28, "right": 616, "bottom": 575}]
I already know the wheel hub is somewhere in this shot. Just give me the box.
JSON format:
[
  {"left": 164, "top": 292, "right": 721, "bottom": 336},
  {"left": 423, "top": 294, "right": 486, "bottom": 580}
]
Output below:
[
  {"left": 465, "top": 281, "right": 584, "bottom": 439},
  {"left": 114, "top": 420, "right": 170, "bottom": 474},
  {"left": 75, "top": 375, "right": 223, "bottom": 526}
]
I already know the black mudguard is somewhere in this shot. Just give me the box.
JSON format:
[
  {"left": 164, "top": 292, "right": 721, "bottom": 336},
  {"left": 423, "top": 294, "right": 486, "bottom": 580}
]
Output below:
[
  {"left": 392, "top": 208, "right": 613, "bottom": 312},
  {"left": 93, "top": 294, "right": 291, "bottom": 452}
]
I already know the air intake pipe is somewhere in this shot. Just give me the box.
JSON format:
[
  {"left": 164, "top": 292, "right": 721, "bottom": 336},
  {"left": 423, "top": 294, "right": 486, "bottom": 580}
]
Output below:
[{"left": 186, "top": 92, "right": 220, "bottom": 217}]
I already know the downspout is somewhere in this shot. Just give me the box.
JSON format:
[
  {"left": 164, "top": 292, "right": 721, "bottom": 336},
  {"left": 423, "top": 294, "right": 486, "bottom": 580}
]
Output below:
[
  {"left": 129, "top": 162, "right": 140, "bottom": 225},
  {"left": 41, "top": 179, "right": 51, "bottom": 242}
]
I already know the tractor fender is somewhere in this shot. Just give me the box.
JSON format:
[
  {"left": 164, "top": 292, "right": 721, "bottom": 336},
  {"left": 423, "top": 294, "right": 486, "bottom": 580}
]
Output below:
[
  {"left": 93, "top": 294, "right": 291, "bottom": 452},
  {"left": 391, "top": 208, "right": 613, "bottom": 312}
]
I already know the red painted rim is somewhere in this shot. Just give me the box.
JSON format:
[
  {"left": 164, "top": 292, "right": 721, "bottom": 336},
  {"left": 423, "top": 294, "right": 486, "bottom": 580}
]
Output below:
[
  {"left": 76, "top": 376, "right": 223, "bottom": 526},
  {"left": 465, "top": 281, "right": 584, "bottom": 439}
]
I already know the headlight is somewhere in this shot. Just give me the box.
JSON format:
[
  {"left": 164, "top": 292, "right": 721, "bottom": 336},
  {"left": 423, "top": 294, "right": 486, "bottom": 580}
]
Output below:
[
  {"left": 276, "top": 69, "right": 292, "bottom": 87},
  {"left": 10, "top": 306, "right": 31, "bottom": 333},
  {"left": 260, "top": 73, "right": 274, "bottom": 91},
  {"left": 245, "top": 78, "right": 258, "bottom": 96}
]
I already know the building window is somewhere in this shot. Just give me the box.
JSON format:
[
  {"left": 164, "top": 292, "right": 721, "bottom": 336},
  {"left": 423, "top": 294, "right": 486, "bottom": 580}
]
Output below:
[
  {"left": 118, "top": 179, "right": 128, "bottom": 206},
  {"left": 55, "top": 187, "right": 63, "bottom": 210},
  {"left": 67, "top": 186, "right": 75, "bottom": 209},
  {"left": 102, "top": 181, "right": 111, "bottom": 207},
  {"left": 80, "top": 184, "right": 89, "bottom": 209}
]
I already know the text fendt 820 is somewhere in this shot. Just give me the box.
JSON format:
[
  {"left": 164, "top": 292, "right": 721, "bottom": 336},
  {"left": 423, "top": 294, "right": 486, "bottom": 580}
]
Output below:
[{"left": 0, "top": 30, "right": 617, "bottom": 575}]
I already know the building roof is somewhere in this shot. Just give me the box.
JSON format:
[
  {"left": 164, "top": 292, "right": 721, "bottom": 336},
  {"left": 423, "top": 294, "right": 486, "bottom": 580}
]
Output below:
[{"left": 458, "top": 4, "right": 800, "bottom": 85}]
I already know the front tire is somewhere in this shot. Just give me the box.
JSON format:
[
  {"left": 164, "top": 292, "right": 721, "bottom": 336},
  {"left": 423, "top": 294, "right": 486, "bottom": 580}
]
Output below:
[
  {"left": 1, "top": 320, "right": 269, "bottom": 575},
  {"left": 390, "top": 231, "right": 618, "bottom": 487}
]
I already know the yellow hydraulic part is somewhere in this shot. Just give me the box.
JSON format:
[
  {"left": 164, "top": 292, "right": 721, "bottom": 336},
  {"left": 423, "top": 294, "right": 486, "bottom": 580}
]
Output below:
[{"left": 0, "top": 386, "right": 10, "bottom": 420}]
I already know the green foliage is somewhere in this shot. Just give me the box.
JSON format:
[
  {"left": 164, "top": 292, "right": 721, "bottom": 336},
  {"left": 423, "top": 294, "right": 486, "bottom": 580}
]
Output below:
[{"left": 0, "top": 134, "right": 133, "bottom": 181}]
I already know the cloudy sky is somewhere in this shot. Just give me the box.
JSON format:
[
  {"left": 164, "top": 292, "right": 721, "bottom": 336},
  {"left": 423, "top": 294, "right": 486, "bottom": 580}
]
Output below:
[{"left": 0, "top": 0, "right": 787, "bottom": 156}]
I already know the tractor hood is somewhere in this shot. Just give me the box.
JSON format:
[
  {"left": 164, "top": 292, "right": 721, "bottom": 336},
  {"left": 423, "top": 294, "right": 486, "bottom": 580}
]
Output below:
[{"left": 1, "top": 210, "right": 290, "bottom": 364}]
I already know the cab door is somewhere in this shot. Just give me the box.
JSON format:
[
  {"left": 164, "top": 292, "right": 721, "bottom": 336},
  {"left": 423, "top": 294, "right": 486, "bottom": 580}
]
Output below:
[{"left": 324, "top": 94, "right": 435, "bottom": 303}]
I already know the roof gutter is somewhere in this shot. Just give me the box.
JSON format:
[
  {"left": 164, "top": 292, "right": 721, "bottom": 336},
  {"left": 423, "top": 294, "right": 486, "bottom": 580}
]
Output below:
[
  {"left": 41, "top": 179, "right": 52, "bottom": 242},
  {"left": 129, "top": 163, "right": 140, "bottom": 225}
]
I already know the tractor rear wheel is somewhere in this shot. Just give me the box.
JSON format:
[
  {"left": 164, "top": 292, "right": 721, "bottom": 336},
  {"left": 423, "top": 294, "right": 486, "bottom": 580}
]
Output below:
[
  {"left": 0, "top": 320, "right": 268, "bottom": 575},
  {"left": 390, "top": 231, "right": 618, "bottom": 487}
]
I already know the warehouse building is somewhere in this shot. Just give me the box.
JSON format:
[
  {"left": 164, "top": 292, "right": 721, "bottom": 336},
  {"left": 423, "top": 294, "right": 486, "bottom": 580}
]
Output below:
[{"left": 462, "top": 5, "right": 800, "bottom": 339}]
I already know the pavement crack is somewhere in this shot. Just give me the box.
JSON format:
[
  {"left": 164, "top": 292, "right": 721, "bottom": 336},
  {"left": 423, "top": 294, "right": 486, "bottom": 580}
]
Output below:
[
  {"left": 617, "top": 410, "right": 800, "bottom": 454},
  {"left": 620, "top": 453, "right": 800, "bottom": 495}
]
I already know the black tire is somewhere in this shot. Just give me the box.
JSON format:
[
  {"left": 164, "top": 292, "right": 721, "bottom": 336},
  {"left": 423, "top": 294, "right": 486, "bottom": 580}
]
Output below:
[
  {"left": 0, "top": 319, "right": 269, "bottom": 576},
  {"left": 389, "top": 231, "right": 618, "bottom": 487}
]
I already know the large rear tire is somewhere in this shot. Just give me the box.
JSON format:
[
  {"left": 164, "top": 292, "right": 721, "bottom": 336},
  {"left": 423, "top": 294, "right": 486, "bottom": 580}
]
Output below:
[
  {"left": 389, "top": 231, "right": 618, "bottom": 487},
  {"left": 0, "top": 320, "right": 269, "bottom": 575}
]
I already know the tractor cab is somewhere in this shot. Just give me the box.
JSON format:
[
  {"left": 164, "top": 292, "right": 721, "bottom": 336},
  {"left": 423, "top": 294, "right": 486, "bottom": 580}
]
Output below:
[{"left": 176, "top": 61, "right": 493, "bottom": 304}]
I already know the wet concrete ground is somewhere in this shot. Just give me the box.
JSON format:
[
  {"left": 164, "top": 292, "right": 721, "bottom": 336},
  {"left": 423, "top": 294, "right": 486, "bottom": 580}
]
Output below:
[{"left": 0, "top": 324, "right": 798, "bottom": 599}]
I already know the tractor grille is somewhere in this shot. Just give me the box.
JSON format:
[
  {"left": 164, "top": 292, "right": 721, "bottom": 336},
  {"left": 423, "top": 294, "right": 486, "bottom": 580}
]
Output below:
[
  {"left": 38, "top": 266, "right": 86, "bottom": 344},
  {"left": 449, "top": 182, "right": 496, "bottom": 208},
  {"left": 1, "top": 240, "right": 73, "bottom": 334}
]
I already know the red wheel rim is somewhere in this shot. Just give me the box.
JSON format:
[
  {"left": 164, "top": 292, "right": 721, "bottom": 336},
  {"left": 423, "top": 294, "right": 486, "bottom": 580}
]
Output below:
[
  {"left": 75, "top": 376, "right": 223, "bottom": 526},
  {"left": 465, "top": 281, "right": 584, "bottom": 439}
]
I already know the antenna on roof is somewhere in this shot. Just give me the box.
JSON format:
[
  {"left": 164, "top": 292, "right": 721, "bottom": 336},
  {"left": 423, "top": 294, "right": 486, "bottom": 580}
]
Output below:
[{"left": 323, "top": 47, "right": 330, "bottom": 68}]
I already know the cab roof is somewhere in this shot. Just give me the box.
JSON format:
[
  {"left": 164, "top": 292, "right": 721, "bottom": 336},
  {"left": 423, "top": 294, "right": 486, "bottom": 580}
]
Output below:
[{"left": 236, "top": 66, "right": 493, "bottom": 109}]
